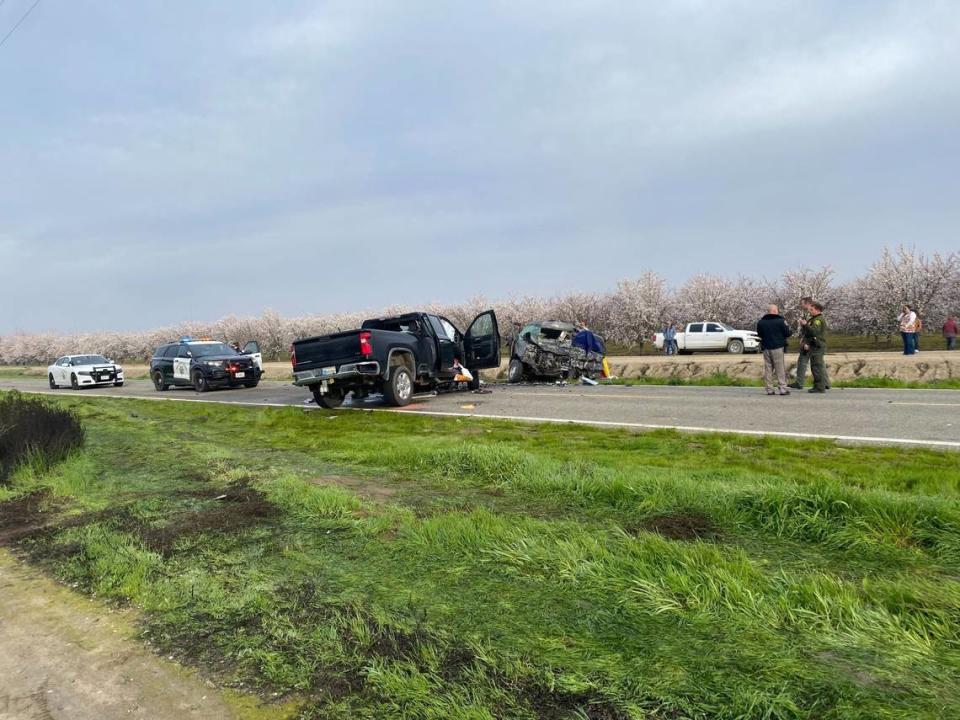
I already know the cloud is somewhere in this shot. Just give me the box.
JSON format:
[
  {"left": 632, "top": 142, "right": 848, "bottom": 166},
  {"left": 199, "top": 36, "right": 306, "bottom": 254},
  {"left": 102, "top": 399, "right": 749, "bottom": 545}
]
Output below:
[{"left": 1, "top": 0, "right": 958, "bottom": 333}]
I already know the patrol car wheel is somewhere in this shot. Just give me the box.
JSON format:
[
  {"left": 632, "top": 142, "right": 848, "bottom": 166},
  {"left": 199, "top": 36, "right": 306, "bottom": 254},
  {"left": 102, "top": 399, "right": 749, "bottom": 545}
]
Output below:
[
  {"left": 244, "top": 379, "right": 259, "bottom": 388},
  {"left": 507, "top": 358, "right": 524, "bottom": 384},
  {"left": 70, "top": 373, "right": 79, "bottom": 390},
  {"left": 49, "top": 373, "right": 58, "bottom": 389},
  {"left": 727, "top": 340, "right": 744, "bottom": 354},
  {"left": 192, "top": 370, "right": 209, "bottom": 393},
  {"left": 114, "top": 381, "right": 124, "bottom": 387},
  {"left": 383, "top": 365, "right": 413, "bottom": 407},
  {"left": 313, "top": 386, "right": 344, "bottom": 409},
  {"left": 152, "top": 370, "right": 169, "bottom": 392}
]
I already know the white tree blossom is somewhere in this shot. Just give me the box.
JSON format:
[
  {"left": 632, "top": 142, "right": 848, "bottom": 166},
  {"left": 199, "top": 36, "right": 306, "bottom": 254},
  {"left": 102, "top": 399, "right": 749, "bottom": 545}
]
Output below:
[{"left": 3, "top": 246, "right": 958, "bottom": 364}]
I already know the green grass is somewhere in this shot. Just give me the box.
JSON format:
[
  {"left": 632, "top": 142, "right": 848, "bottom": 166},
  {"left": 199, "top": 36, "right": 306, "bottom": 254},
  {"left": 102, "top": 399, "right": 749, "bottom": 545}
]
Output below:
[
  {"left": 609, "top": 372, "right": 960, "bottom": 390},
  {"left": 2, "top": 393, "right": 959, "bottom": 719}
]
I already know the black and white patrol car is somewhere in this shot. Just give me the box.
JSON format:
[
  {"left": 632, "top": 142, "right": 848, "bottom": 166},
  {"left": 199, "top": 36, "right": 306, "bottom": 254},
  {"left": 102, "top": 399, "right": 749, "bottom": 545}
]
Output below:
[
  {"left": 150, "top": 339, "right": 263, "bottom": 393},
  {"left": 47, "top": 354, "right": 124, "bottom": 389}
]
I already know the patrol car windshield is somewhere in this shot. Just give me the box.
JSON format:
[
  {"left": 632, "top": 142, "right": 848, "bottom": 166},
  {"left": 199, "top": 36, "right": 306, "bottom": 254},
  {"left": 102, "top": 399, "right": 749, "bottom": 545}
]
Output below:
[
  {"left": 189, "top": 343, "right": 238, "bottom": 357},
  {"left": 71, "top": 355, "right": 109, "bottom": 365}
]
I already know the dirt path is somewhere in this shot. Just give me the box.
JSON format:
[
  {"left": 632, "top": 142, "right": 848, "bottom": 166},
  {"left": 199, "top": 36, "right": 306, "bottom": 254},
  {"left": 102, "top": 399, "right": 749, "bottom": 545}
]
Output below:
[{"left": 0, "top": 551, "right": 241, "bottom": 720}]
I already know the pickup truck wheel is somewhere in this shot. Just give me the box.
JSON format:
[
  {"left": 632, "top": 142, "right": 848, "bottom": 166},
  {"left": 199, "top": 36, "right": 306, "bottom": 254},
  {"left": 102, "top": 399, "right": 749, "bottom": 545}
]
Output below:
[
  {"left": 313, "top": 386, "right": 344, "bottom": 409},
  {"left": 152, "top": 370, "right": 169, "bottom": 391},
  {"left": 383, "top": 365, "right": 414, "bottom": 407},
  {"left": 727, "top": 340, "right": 745, "bottom": 354},
  {"left": 192, "top": 370, "right": 209, "bottom": 393},
  {"left": 507, "top": 358, "right": 524, "bottom": 384}
]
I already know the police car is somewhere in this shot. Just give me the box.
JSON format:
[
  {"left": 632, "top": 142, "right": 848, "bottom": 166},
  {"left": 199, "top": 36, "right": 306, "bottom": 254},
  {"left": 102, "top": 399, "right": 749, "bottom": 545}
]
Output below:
[
  {"left": 150, "top": 338, "right": 263, "bottom": 392},
  {"left": 47, "top": 354, "right": 125, "bottom": 389}
]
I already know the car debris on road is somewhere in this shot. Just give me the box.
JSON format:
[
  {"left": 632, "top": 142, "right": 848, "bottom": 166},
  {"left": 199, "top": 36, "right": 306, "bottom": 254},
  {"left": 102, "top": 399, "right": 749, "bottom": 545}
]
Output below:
[{"left": 507, "top": 321, "right": 606, "bottom": 384}]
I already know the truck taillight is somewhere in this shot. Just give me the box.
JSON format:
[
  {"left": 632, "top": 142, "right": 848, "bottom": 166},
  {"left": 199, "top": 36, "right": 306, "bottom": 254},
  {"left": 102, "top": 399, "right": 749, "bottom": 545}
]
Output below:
[
  {"left": 290, "top": 344, "right": 296, "bottom": 368},
  {"left": 359, "top": 331, "right": 373, "bottom": 357}
]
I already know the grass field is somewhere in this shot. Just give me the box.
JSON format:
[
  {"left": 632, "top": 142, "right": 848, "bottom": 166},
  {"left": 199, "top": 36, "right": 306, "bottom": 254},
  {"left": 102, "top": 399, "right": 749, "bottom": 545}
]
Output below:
[{"left": 1, "top": 393, "right": 959, "bottom": 719}]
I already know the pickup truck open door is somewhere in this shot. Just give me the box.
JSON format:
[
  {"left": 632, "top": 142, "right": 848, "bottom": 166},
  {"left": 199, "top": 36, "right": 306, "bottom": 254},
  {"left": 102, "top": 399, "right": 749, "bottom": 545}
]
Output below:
[{"left": 463, "top": 310, "right": 501, "bottom": 369}]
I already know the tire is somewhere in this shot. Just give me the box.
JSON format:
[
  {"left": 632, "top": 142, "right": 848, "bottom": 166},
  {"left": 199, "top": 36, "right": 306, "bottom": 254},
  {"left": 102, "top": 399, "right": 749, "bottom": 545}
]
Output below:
[
  {"left": 152, "top": 370, "right": 169, "bottom": 392},
  {"left": 383, "top": 365, "right": 414, "bottom": 407},
  {"left": 49, "top": 374, "right": 58, "bottom": 389},
  {"left": 727, "top": 340, "right": 745, "bottom": 354},
  {"left": 312, "top": 385, "right": 345, "bottom": 409},
  {"left": 114, "top": 381, "right": 124, "bottom": 387},
  {"left": 192, "top": 370, "right": 209, "bottom": 393},
  {"left": 70, "top": 373, "right": 79, "bottom": 390},
  {"left": 507, "top": 358, "right": 524, "bottom": 384},
  {"left": 244, "top": 379, "right": 259, "bottom": 388}
]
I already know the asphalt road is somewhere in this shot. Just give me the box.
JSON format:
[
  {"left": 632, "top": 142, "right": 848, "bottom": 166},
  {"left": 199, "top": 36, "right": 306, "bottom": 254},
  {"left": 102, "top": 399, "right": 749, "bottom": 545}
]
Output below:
[{"left": 2, "top": 379, "right": 958, "bottom": 449}]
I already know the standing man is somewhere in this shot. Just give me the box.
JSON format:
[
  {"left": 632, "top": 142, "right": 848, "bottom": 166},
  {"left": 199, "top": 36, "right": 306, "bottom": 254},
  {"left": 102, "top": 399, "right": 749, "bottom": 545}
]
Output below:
[
  {"left": 663, "top": 323, "right": 677, "bottom": 356},
  {"left": 799, "top": 301, "right": 828, "bottom": 393},
  {"left": 898, "top": 305, "right": 917, "bottom": 355},
  {"left": 944, "top": 315, "right": 958, "bottom": 350},
  {"left": 789, "top": 297, "right": 814, "bottom": 390},
  {"left": 757, "top": 304, "right": 791, "bottom": 395}
]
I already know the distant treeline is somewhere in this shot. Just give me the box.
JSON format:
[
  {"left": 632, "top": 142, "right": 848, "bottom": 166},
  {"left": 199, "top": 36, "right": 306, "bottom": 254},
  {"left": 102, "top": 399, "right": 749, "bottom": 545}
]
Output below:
[{"left": 2, "top": 246, "right": 957, "bottom": 364}]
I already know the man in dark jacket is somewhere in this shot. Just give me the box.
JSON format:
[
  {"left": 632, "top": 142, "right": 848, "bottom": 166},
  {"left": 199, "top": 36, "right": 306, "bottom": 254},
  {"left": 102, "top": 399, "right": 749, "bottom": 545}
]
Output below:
[{"left": 756, "top": 304, "right": 792, "bottom": 395}]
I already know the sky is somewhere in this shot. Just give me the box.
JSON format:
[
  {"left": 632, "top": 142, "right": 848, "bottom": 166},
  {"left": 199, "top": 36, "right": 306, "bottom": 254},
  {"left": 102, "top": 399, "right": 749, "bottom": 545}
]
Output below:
[{"left": 1, "top": 1, "right": 958, "bottom": 333}]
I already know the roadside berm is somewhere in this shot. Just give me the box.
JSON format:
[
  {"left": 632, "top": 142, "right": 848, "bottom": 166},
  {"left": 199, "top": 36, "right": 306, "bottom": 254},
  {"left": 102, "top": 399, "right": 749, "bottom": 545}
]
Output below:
[{"left": 490, "top": 350, "right": 959, "bottom": 383}]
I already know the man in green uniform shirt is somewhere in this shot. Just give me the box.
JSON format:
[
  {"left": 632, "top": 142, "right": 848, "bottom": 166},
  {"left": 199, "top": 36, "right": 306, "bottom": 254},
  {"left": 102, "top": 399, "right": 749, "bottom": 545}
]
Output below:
[{"left": 799, "top": 301, "right": 827, "bottom": 393}]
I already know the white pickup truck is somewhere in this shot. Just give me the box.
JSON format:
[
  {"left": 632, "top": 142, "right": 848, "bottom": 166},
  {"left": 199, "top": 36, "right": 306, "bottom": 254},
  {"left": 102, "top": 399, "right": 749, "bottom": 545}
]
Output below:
[{"left": 653, "top": 322, "right": 761, "bottom": 354}]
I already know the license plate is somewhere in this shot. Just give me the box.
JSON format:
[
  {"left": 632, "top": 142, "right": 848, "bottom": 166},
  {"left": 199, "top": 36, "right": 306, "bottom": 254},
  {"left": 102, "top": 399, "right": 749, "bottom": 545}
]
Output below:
[
  {"left": 235, "top": 372, "right": 246, "bottom": 378},
  {"left": 321, "top": 366, "right": 336, "bottom": 377}
]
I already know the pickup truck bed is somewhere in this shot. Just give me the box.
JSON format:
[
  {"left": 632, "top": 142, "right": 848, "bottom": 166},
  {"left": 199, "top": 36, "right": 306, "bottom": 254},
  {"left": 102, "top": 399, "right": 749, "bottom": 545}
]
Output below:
[{"left": 292, "top": 311, "right": 501, "bottom": 408}]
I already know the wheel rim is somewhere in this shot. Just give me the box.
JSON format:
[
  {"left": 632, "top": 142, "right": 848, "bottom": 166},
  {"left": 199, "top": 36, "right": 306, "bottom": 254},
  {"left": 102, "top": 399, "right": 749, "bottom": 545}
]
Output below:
[
  {"left": 730, "top": 342, "right": 743, "bottom": 353},
  {"left": 397, "top": 370, "right": 412, "bottom": 399},
  {"left": 154, "top": 372, "right": 162, "bottom": 388}
]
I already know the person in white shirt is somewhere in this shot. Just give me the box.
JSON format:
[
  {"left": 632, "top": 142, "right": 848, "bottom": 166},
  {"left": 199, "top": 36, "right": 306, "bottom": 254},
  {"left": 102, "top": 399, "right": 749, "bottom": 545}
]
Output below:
[{"left": 897, "top": 305, "right": 917, "bottom": 355}]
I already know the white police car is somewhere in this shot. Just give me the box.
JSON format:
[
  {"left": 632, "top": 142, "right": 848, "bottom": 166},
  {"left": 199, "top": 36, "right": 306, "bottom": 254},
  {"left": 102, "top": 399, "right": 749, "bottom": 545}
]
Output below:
[{"left": 48, "top": 354, "right": 125, "bottom": 389}]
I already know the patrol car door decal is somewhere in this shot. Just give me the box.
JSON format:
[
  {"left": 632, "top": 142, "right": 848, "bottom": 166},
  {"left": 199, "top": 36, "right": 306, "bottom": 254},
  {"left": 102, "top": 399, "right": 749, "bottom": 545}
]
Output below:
[{"left": 173, "top": 357, "right": 191, "bottom": 380}]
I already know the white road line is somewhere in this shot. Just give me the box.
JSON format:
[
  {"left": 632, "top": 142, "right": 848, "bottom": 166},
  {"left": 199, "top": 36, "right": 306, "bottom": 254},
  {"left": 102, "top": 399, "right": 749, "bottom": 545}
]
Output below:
[
  {"left": 6, "top": 388, "right": 299, "bottom": 409},
  {"left": 6, "top": 386, "right": 960, "bottom": 450},
  {"left": 889, "top": 402, "right": 960, "bottom": 407},
  {"left": 384, "top": 407, "right": 960, "bottom": 449}
]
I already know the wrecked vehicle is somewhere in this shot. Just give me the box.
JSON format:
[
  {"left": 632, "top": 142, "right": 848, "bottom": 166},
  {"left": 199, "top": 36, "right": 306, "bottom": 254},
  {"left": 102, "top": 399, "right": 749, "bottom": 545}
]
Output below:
[{"left": 506, "top": 321, "right": 605, "bottom": 383}]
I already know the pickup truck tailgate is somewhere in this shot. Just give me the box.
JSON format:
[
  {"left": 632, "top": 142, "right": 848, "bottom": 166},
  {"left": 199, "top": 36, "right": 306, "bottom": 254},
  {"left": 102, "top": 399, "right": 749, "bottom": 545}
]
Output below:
[{"left": 293, "top": 331, "right": 362, "bottom": 371}]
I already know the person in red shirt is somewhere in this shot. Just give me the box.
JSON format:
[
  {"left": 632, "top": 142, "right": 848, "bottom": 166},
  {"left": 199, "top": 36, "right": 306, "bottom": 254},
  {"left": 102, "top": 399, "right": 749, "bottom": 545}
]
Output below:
[{"left": 944, "top": 316, "right": 958, "bottom": 351}]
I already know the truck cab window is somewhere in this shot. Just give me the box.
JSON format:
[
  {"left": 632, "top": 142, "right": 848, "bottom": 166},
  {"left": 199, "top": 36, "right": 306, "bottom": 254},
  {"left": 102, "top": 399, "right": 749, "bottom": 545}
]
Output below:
[{"left": 689, "top": 324, "right": 704, "bottom": 333}]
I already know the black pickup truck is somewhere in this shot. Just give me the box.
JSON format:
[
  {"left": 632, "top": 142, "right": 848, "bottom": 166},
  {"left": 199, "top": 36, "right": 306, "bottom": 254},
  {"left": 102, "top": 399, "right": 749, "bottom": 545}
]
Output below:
[{"left": 291, "top": 310, "right": 501, "bottom": 408}]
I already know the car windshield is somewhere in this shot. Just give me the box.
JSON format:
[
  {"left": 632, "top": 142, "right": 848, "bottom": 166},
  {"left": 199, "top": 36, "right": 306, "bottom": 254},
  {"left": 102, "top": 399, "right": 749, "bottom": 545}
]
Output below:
[
  {"left": 71, "top": 355, "right": 108, "bottom": 365},
  {"left": 189, "top": 343, "right": 237, "bottom": 357}
]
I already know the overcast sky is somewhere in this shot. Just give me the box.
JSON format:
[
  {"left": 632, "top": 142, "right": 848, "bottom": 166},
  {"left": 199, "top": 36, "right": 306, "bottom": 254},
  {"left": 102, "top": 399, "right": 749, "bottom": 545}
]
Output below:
[{"left": 1, "top": 1, "right": 958, "bottom": 333}]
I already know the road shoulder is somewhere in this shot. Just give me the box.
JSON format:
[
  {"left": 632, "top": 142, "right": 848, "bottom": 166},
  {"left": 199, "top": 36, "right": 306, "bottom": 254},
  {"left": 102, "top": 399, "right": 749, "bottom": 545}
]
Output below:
[{"left": 0, "top": 550, "right": 260, "bottom": 720}]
